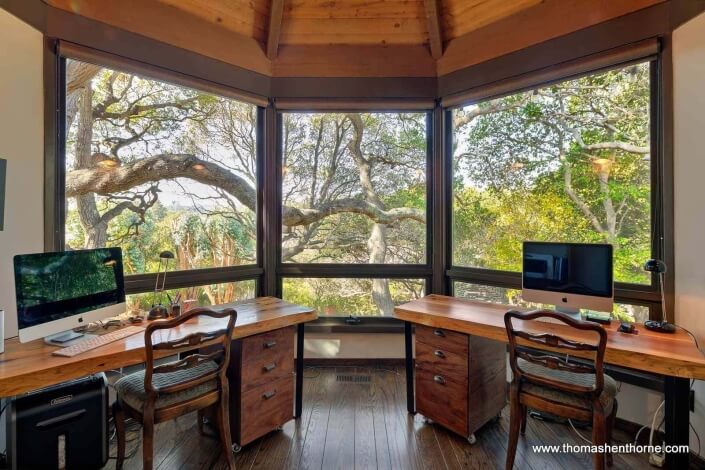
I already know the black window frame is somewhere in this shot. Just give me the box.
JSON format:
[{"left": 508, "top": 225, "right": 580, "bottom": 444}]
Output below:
[
  {"left": 444, "top": 57, "right": 669, "bottom": 321},
  {"left": 275, "top": 110, "right": 435, "bottom": 322},
  {"left": 47, "top": 50, "right": 265, "bottom": 298}
]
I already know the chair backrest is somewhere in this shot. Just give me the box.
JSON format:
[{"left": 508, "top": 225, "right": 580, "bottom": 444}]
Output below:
[
  {"left": 504, "top": 309, "right": 607, "bottom": 398},
  {"left": 143, "top": 307, "right": 237, "bottom": 395}
]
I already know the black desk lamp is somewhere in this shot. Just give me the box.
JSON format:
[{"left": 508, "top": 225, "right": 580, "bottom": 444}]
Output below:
[{"left": 643, "top": 259, "right": 676, "bottom": 333}]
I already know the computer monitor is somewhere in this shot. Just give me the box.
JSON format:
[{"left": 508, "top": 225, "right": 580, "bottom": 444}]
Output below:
[
  {"left": 14, "top": 248, "right": 126, "bottom": 344},
  {"left": 522, "top": 241, "right": 613, "bottom": 316}
]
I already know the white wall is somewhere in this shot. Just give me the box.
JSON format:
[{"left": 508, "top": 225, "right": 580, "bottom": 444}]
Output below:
[
  {"left": 0, "top": 10, "right": 44, "bottom": 339},
  {"left": 674, "top": 10, "right": 705, "bottom": 456}
]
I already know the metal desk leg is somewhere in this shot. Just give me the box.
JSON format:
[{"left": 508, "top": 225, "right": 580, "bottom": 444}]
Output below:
[
  {"left": 664, "top": 376, "right": 690, "bottom": 469},
  {"left": 405, "top": 321, "right": 415, "bottom": 414},
  {"left": 295, "top": 323, "right": 305, "bottom": 418}
]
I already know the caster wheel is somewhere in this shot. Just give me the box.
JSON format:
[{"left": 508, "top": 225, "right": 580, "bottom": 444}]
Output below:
[
  {"left": 276, "top": 425, "right": 284, "bottom": 431},
  {"left": 467, "top": 434, "right": 476, "bottom": 445},
  {"left": 232, "top": 444, "right": 242, "bottom": 454}
]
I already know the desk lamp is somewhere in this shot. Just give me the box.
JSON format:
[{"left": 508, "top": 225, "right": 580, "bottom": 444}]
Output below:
[
  {"left": 643, "top": 259, "right": 676, "bottom": 333},
  {"left": 148, "top": 251, "right": 174, "bottom": 320}
]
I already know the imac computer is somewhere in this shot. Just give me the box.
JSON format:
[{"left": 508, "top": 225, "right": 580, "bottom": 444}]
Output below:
[
  {"left": 14, "top": 247, "right": 126, "bottom": 345},
  {"left": 522, "top": 241, "right": 613, "bottom": 319}
]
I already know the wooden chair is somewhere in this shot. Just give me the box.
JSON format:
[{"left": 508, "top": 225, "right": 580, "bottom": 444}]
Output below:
[
  {"left": 504, "top": 310, "right": 618, "bottom": 470},
  {"left": 113, "top": 307, "right": 237, "bottom": 470}
]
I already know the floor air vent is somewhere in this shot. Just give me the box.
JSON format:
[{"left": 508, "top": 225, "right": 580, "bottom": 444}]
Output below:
[{"left": 336, "top": 375, "right": 371, "bottom": 383}]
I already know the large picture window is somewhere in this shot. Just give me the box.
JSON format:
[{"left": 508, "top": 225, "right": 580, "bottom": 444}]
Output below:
[
  {"left": 449, "top": 60, "right": 657, "bottom": 319},
  {"left": 60, "top": 58, "right": 260, "bottom": 301},
  {"left": 280, "top": 112, "right": 430, "bottom": 316}
]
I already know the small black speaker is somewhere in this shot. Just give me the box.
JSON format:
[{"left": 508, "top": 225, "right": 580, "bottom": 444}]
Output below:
[
  {"left": 6, "top": 374, "right": 109, "bottom": 469},
  {"left": 0, "top": 158, "right": 6, "bottom": 231}
]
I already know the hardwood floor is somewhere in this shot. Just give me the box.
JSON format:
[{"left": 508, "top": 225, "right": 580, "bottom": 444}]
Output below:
[{"left": 103, "top": 366, "right": 656, "bottom": 469}]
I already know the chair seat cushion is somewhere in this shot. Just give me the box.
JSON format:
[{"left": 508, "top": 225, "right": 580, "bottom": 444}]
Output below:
[
  {"left": 115, "top": 360, "right": 219, "bottom": 411},
  {"left": 518, "top": 358, "right": 617, "bottom": 412}
]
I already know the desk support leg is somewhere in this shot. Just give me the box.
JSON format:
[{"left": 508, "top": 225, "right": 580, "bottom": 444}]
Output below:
[
  {"left": 664, "top": 376, "right": 690, "bottom": 469},
  {"left": 405, "top": 321, "right": 415, "bottom": 414},
  {"left": 295, "top": 323, "right": 305, "bottom": 419}
]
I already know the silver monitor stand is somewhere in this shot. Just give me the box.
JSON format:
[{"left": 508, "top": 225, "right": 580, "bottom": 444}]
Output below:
[{"left": 554, "top": 306, "right": 582, "bottom": 321}]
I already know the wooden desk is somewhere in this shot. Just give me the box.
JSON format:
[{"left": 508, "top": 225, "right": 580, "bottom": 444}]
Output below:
[
  {"left": 395, "top": 294, "right": 705, "bottom": 469},
  {"left": 0, "top": 297, "right": 317, "bottom": 421}
]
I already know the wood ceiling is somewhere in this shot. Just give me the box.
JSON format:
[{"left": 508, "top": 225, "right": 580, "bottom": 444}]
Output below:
[{"left": 45, "top": 0, "right": 664, "bottom": 77}]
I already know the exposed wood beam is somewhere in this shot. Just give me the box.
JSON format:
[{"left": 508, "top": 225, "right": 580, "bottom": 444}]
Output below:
[
  {"left": 423, "top": 0, "right": 443, "bottom": 59},
  {"left": 266, "top": 0, "right": 284, "bottom": 60}
]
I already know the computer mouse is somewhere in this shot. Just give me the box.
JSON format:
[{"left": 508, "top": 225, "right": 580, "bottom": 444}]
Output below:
[{"left": 618, "top": 322, "right": 635, "bottom": 334}]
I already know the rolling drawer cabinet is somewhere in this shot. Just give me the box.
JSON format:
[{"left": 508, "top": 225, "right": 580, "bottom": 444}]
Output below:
[
  {"left": 228, "top": 325, "right": 296, "bottom": 450},
  {"left": 414, "top": 325, "right": 507, "bottom": 443}
]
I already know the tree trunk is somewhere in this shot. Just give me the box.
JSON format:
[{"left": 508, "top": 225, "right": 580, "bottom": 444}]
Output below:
[
  {"left": 347, "top": 114, "right": 395, "bottom": 316},
  {"left": 75, "top": 85, "right": 108, "bottom": 248}
]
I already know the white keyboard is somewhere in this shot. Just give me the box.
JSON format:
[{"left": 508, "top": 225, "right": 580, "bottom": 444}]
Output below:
[{"left": 52, "top": 326, "right": 144, "bottom": 357}]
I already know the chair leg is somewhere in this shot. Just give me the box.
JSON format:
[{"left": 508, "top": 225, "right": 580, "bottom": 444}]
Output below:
[
  {"left": 606, "top": 400, "right": 618, "bottom": 467},
  {"left": 113, "top": 401, "right": 126, "bottom": 470},
  {"left": 142, "top": 410, "right": 155, "bottom": 470},
  {"left": 215, "top": 385, "right": 236, "bottom": 470},
  {"left": 592, "top": 408, "right": 607, "bottom": 470},
  {"left": 506, "top": 383, "right": 521, "bottom": 470},
  {"left": 520, "top": 404, "right": 527, "bottom": 435}
]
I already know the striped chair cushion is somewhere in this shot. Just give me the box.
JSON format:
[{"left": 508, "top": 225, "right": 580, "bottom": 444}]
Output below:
[
  {"left": 115, "top": 360, "right": 219, "bottom": 411},
  {"left": 518, "top": 358, "right": 617, "bottom": 412}
]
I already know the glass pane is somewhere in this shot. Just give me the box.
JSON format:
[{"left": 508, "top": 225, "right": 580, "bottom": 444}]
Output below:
[
  {"left": 126, "top": 280, "right": 256, "bottom": 313},
  {"left": 452, "top": 62, "right": 652, "bottom": 285},
  {"left": 283, "top": 278, "right": 425, "bottom": 317},
  {"left": 64, "top": 59, "right": 258, "bottom": 274},
  {"left": 453, "top": 281, "right": 650, "bottom": 323},
  {"left": 281, "top": 113, "right": 427, "bottom": 264}
]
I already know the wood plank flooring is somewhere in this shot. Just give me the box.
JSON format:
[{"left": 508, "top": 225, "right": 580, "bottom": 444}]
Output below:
[{"left": 102, "top": 366, "right": 657, "bottom": 469}]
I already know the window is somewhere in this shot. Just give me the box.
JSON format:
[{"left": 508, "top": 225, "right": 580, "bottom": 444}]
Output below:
[
  {"left": 279, "top": 111, "right": 430, "bottom": 317},
  {"left": 281, "top": 113, "right": 427, "bottom": 264},
  {"left": 283, "top": 278, "right": 425, "bottom": 317},
  {"left": 126, "top": 280, "right": 256, "bottom": 312},
  {"left": 450, "top": 61, "right": 656, "bottom": 312},
  {"left": 63, "top": 59, "right": 258, "bottom": 274},
  {"left": 453, "top": 282, "right": 650, "bottom": 323}
]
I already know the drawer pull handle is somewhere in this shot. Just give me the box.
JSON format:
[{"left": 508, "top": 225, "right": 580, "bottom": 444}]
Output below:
[
  {"left": 262, "top": 390, "right": 277, "bottom": 400},
  {"left": 433, "top": 329, "right": 445, "bottom": 337},
  {"left": 264, "top": 341, "right": 277, "bottom": 349},
  {"left": 433, "top": 375, "right": 446, "bottom": 385},
  {"left": 263, "top": 363, "right": 277, "bottom": 372},
  {"left": 434, "top": 350, "right": 445, "bottom": 358}
]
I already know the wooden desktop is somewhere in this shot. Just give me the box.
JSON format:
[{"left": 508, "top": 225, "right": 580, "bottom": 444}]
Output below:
[
  {"left": 0, "top": 296, "right": 317, "bottom": 449},
  {"left": 395, "top": 294, "right": 705, "bottom": 470}
]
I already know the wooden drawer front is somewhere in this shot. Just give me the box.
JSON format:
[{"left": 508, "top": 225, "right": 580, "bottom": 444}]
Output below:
[
  {"left": 415, "top": 340, "right": 468, "bottom": 384},
  {"left": 241, "top": 327, "right": 294, "bottom": 392},
  {"left": 242, "top": 326, "right": 294, "bottom": 359},
  {"left": 239, "top": 375, "right": 294, "bottom": 445},
  {"left": 415, "top": 325, "right": 468, "bottom": 355},
  {"left": 415, "top": 368, "right": 468, "bottom": 436}
]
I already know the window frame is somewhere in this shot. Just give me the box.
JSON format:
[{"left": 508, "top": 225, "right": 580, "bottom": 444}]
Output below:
[
  {"left": 275, "top": 110, "right": 435, "bottom": 318},
  {"left": 47, "top": 49, "right": 265, "bottom": 297},
  {"left": 444, "top": 57, "right": 669, "bottom": 320}
]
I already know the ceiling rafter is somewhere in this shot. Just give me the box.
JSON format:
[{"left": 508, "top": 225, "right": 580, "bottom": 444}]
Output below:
[
  {"left": 423, "top": 0, "right": 444, "bottom": 60},
  {"left": 266, "top": 0, "right": 285, "bottom": 60}
]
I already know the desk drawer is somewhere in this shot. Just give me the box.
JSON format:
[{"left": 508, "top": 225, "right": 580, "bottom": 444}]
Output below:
[
  {"left": 241, "top": 328, "right": 294, "bottom": 392},
  {"left": 239, "top": 375, "right": 294, "bottom": 445},
  {"left": 415, "top": 340, "right": 468, "bottom": 384},
  {"left": 241, "top": 326, "right": 295, "bottom": 359},
  {"left": 415, "top": 325, "right": 468, "bottom": 355},
  {"left": 415, "top": 367, "right": 468, "bottom": 436}
]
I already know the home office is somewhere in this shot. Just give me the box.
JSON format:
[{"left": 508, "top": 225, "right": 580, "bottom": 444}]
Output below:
[{"left": 1, "top": 1, "right": 705, "bottom": 469}]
